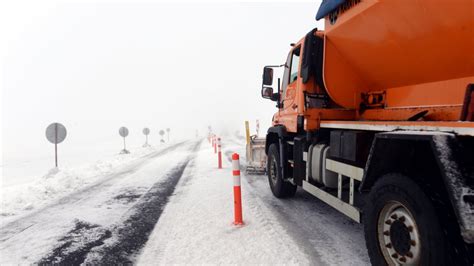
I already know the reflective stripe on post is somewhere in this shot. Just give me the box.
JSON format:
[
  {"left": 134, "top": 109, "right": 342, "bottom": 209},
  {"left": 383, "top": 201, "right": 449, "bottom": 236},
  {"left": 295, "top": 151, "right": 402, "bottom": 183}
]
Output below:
[
  {"left": 218, "top": 137, "right": 222, "bottom": 169},
  {"left": 232, "top": 153, "right": 244, "bottom": 225}
]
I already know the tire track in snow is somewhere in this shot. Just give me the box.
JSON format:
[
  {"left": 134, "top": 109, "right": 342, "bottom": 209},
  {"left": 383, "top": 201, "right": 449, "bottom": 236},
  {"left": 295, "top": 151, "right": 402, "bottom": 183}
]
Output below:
[
  {"left": 37, "top": 220, "right": 112, "bottom": 265},
  {"left": 135, "top": 154, "right": 198, "bottom": 264},
  {"left": 37, "top": 141, "right": 201, "bottom": 265}
]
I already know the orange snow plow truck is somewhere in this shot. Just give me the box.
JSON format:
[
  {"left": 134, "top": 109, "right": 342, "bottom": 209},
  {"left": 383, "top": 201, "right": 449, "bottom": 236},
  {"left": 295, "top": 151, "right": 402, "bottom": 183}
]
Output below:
[{"left": 260, "top": 0, "right": 474, "bottom": 265}]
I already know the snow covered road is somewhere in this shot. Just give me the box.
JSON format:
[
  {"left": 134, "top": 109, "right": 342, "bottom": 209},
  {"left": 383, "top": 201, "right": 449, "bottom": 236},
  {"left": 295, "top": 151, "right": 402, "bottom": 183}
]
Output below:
[
  {"left": 138, "top": 138, "right": 370, "bottom": 265},
  {"left": 0, "top": 140, "right": 200, "bottom": 264},
  {"left": 235, "top": 160, "right": 370, "bottom": 265},
  {"left": 219, "top": 139, "right": 370, "bottom": 265},
  {"left": 1, "top": 137, "right": 370, "bottom": 265}
]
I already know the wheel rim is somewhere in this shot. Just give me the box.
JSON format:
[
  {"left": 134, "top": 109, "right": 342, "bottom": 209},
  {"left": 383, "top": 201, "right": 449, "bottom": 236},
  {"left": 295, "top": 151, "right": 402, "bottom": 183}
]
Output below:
[
  {"left": 377, "top": 201, "right": 421, "bottom": 265},
  {"left": 269, "top": 157, "right": 278, "bottom": 185}
]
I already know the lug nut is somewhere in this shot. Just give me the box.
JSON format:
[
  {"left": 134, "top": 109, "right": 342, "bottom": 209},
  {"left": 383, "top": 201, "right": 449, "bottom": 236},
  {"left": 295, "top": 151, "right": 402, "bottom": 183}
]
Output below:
[
  {"left": 410, "top": 240, "right": 416, "bottom": 246},
  {"left": 384, "top": 230, "right": 390, "bottom": 236},
  {"left": 391, "top": 253, "right": 399, "bottom": 259},
  {"left": 407, "top": 226, "right": 413, "bottom": 232},
  {"left": 398, "top": 216, "right": 406, "bottom": 222},
  {"left": 385, "top": 243, "right": 392, "bottom": 249},
  {"left": 391, "top": 214, "right": 398, "bottom": 219},
  {"left": 399, "top": 256, "right": 407, "bottom": 263},
  {"left": 406, "top": 251, "right": 413, "bottom": 258},
  {"left": 385, "top": 220, "right": 392, "bottom": 225}
]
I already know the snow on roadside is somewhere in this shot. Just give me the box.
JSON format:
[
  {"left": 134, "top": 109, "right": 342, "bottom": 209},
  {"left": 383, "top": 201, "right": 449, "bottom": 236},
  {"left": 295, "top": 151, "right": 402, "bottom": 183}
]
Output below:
[
  {"left": 137, "top": 137, "right": 310, "bottom": 264},
  {"left": 0, "top": 144, "right": 168, "bottom": 225},
  {"left": 225, "top": 137, "right": 370, "bottom": 265}
]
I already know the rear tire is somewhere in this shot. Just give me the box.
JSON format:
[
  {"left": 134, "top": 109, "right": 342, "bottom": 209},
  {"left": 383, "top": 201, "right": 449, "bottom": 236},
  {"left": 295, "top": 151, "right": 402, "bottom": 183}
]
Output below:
[
  {"left": 267, "top": 143, "right": 297, "bottom": 198},
  {"left": 364, "top": 174, "right": 445, "bottom": 265}
]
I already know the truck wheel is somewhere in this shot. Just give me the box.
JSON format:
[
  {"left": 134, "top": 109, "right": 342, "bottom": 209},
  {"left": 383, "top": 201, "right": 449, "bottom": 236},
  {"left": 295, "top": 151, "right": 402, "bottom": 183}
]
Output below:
[
  {"left": 267, "top": 143, "right": 297, "bottom": 198},
  {"left": 364, "top": 174, "right": 445, "bottom": 265}
]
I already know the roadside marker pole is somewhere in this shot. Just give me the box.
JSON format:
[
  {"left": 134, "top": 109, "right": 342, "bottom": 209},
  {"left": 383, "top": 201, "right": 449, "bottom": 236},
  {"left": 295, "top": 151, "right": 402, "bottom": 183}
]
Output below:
[
  {"left": 232, "top": 153, "right": 244, "bottom": 225},
  {"left": 245, "top": 121, "right": 252, "bottom": 161},
  {"left": 218, "top": 137, "right": 222, "bottom": 169},
  {"left": 214, "top": 136, "right": 217, "bottom": 154},
  {"left": 245, "top": 121, "right": 250, "bottom": 145}
]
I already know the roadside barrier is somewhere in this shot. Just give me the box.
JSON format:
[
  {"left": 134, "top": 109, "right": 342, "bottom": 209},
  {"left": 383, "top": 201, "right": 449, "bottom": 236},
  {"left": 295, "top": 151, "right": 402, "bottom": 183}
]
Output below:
[
  {"left": 232, "top": 153, "right": 244, "bottom": 225},
  {"left": 217, "top": 137, "right": 222, "bottom": 169}
]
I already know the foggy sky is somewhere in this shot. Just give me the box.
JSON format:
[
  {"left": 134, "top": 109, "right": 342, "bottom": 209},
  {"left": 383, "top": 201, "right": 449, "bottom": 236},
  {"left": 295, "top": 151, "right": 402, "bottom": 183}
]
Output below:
[{"left": 1, "top": 1, "right": 323, "bottom": 162}]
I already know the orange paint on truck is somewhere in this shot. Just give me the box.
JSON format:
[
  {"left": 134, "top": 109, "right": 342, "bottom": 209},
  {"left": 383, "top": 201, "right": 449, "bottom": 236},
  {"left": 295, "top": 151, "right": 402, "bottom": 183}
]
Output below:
[{"left": 272, "top": 0, "right": 474, "bottom": 133}]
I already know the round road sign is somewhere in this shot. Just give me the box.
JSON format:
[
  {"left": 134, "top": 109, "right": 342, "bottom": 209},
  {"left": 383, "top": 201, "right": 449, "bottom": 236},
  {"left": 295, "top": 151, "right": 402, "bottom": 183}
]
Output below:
[
  {"left": 119, "top": 127, "right": 129, "bottom": 137},
  {"left": 45, "top": 123, "right": 67, "bottom": 144},
  {"left": 143, "top": 128, "right": 150, "bottom": 135}
]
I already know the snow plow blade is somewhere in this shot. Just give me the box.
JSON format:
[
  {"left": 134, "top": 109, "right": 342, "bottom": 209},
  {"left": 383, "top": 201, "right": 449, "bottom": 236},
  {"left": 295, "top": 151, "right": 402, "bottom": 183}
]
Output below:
[{"left": 245, "top": 136, "right": 266, "bottom": 175}]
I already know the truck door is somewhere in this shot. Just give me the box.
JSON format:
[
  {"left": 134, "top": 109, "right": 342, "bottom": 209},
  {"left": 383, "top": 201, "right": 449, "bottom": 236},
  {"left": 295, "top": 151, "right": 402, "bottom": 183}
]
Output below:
[{"left": 278, "top": 46, "right": 301, "bottom": 132}]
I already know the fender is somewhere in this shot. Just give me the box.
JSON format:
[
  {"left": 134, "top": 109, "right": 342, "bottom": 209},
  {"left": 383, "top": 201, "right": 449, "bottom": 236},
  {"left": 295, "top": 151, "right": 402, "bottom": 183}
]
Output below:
[
  {"left": 265, "top": 125, "right": 288, "bottom": 154},
  {"left": 360, "top": 132, "right": 474, "bottom": 243},
  {"left": 265, "top": 125, "right": 291, "bottom": 180}
]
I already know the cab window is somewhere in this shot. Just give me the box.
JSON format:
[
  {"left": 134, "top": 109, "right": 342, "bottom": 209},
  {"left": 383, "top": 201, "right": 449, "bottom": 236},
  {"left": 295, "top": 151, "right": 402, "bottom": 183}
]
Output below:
[
  {"left": 281, "top": 52, "right": 292, "bottom": 99},
  {"left": 289, "top": 47, "right": 300, "bottom": 84}
]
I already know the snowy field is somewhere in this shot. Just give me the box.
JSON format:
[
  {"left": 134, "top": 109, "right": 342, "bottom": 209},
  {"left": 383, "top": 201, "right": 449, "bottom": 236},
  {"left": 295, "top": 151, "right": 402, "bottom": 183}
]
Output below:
[
  {"left": 0, "top": 136, "right": 369, "bottom": 265},
  {"left": 1, "top": 135, "right": 181, "bottom": 188}
]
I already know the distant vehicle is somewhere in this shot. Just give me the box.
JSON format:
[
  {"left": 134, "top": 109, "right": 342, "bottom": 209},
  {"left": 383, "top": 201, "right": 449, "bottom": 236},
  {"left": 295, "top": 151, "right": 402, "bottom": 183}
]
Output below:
[{"left": 257, "top": 0, "right": 474, "bottom": 265}]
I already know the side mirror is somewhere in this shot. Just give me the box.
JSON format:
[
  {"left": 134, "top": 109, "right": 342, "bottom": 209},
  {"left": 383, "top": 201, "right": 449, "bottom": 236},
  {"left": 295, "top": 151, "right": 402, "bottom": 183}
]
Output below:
[
  {"left": 262, "top": 67, "right": 273, "bottom": 86},
  {"left": 261, "top": 65, "right": 282, "bottom": 105},
  {"left": 261, "top": 86, "right": 273, "bottom": 99}
]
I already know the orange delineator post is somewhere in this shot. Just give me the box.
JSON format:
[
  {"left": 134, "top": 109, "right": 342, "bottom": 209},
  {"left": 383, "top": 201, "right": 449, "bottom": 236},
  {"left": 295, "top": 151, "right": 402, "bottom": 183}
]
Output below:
[
  {"left": 214, "top": 136, "right": 217, "bottom": 154},
  {"left": 217, "top": 137, "right": 222, "bottom": 169},
  {"left": 232, "top": 153, "right": 243, "bottom": 225}
]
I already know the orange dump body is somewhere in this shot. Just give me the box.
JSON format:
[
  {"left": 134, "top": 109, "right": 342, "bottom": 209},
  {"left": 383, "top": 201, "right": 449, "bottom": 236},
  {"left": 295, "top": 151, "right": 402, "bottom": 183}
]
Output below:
[
  {"left": 322, "top": 0, "right": 474, "bottom": 111},
  {"left": 274, "top": 0, "right": 474, "bottom": 134}
]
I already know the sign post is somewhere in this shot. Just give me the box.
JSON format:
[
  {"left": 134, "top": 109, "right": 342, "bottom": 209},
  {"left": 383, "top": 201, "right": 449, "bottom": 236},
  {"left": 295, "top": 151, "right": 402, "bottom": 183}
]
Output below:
[
  {"left": 143, "top": 127, "right": 150, "bottom": 147},
  {"left": 159, "top": 129, "right": 165, "bottom": 143},
  {"left": 45, "top": 122, "right": 67, "bottom": 168},
  {"left": 119, "top": 127, "right": 130, "bottom": 154}
]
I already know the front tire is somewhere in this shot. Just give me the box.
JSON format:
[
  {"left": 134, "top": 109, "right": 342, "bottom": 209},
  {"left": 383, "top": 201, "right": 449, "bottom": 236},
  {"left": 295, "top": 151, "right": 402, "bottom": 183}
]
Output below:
[
  {"left": 267, "top": 143, "right": 297, "bottom": 198},
  {"left": 364, "top": 174, "right": 445, "bottom": 265}
]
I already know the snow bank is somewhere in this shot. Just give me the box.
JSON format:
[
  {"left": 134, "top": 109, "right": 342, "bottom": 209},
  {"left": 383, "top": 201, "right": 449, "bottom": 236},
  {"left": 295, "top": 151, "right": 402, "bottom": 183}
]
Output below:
[
  {"left": 137, "top": 137, "right": 309, "bottom": 264},
  {"left": 0, "top": 145, "right": 162, "bottom": 225}
]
